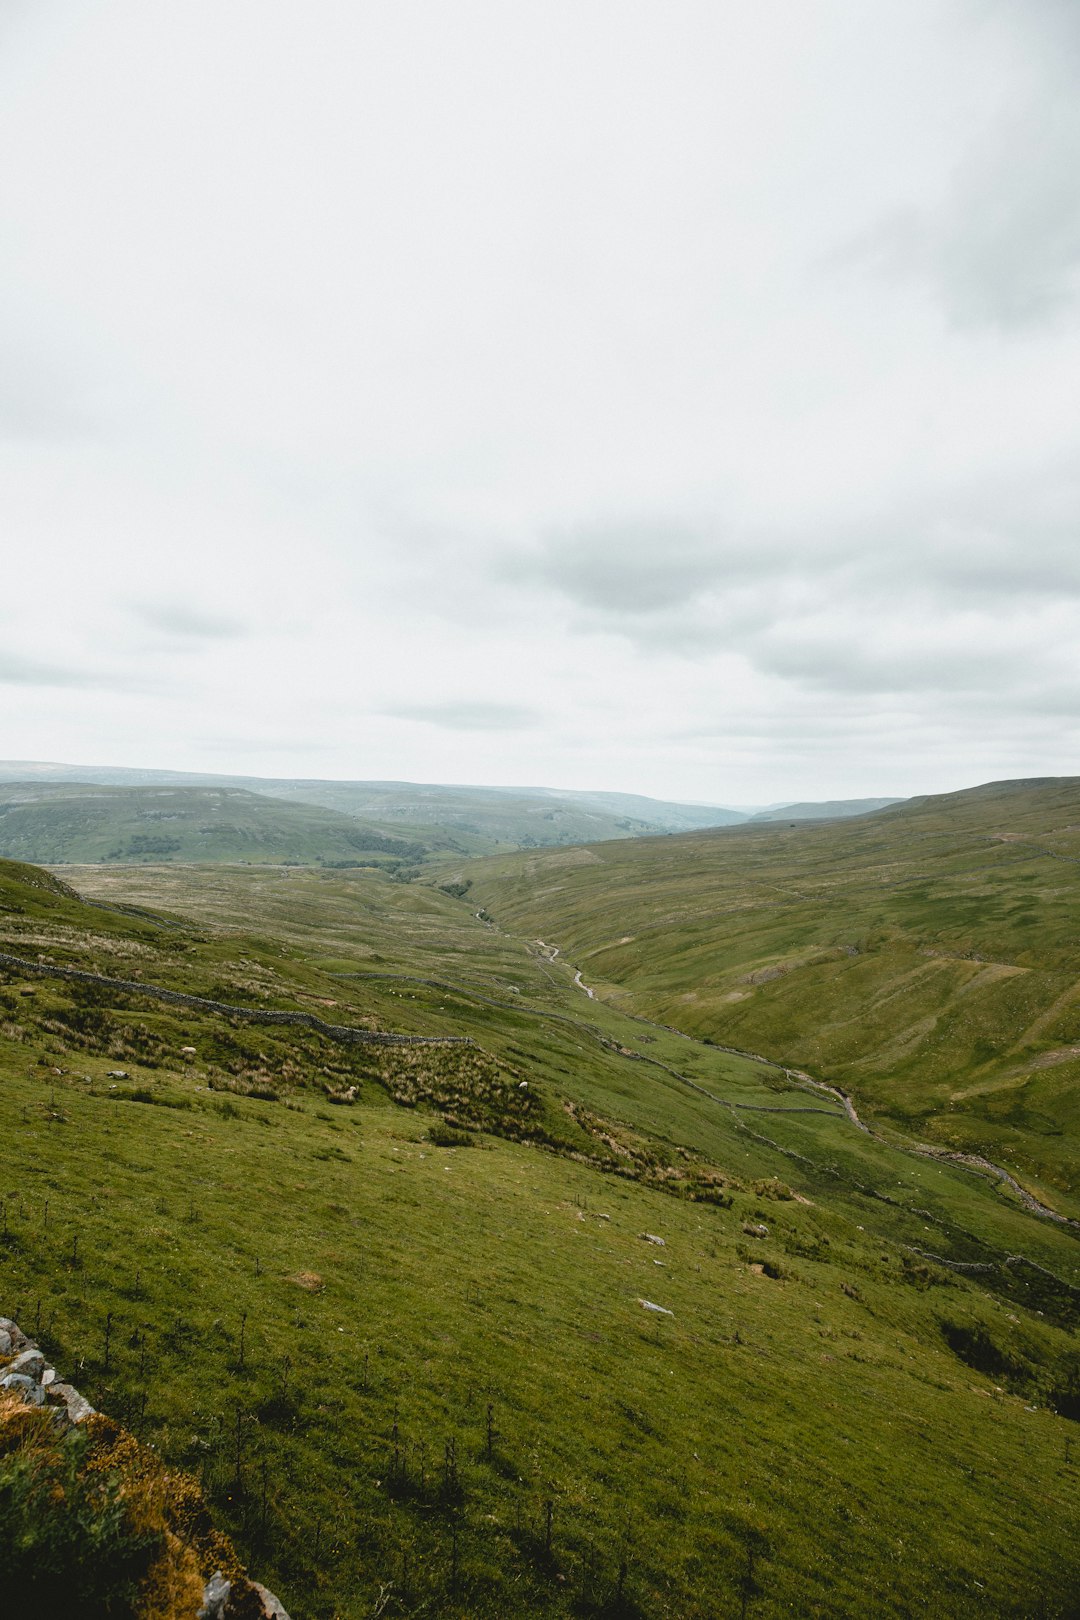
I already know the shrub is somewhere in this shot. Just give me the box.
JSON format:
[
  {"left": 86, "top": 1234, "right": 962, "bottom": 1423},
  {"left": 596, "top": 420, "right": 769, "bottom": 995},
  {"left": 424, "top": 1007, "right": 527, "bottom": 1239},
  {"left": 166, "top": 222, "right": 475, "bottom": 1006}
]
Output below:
[
  {"left": 428, "top": 1122, "right": 477, "bottom": 1148},
  {"left": 0, "top": 1408, "right": 163, "bottom": 1618}
]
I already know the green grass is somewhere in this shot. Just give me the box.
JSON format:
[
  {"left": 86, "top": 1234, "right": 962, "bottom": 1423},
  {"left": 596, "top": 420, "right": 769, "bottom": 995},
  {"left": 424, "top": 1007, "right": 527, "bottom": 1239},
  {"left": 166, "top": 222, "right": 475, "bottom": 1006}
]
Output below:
[
  {"left": 463, "top": 777, "right": 1080, "bottom": 1215},
  {"left": 1, "top": 854, "right": 1079, "bottom": 1615},
  {"left": 0, "top": 783, "right": 435, "bottom": 870},
  {"left": 0, "top": 770, "right": 744, "bottom": 860}
]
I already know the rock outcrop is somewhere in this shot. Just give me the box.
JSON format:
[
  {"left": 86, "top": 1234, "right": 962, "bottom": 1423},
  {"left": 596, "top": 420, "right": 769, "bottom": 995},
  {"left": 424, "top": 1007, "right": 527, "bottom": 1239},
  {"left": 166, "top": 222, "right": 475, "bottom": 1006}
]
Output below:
[{"left": 1, "top": 1315, "right": 292, "bottom": 1620}]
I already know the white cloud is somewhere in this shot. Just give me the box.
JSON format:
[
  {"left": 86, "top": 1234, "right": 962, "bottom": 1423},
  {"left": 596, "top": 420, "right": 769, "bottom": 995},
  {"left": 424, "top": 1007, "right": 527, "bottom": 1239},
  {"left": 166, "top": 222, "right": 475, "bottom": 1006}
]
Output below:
[{"left": 2, "top": 1, "right": 1079, "bottom": 804}]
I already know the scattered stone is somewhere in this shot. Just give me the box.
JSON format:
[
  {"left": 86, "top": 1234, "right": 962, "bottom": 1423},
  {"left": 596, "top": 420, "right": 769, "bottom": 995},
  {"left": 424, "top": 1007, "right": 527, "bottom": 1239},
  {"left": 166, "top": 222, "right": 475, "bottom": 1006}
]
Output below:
[
  {"left": 743, "top": 1222, "right": 768, "bottom": 1238},
  {"left": 0, "top": 1317, "right": 29, "bottom": 1351},
  {"left": 199, "top": 1572, "right": 292, "bottom": 1619},
  {"left": 107, "top": 1068, "right": 129, "bottom": 1079},
  {"left": 199, "top": 1572, "right": 232, "bottom": 1618},
  {"left": 3, "top": 1312, "right": 289, "bottom": 1616},
  {"left": 45, "top": 1382, "right": 96, "bottom": 1423},
  {"left": 7, "top": 1348, "right": 45, "bottom": 1380},
  {"left": 640, "top": 1232, "right": 666, "bottom": 1246},
  {"left": 1, "top": 1372, "right": 45, "bottom": 1404},
  {"left": 638, "top": 1299, "right": 674, "bottom": 1316}
]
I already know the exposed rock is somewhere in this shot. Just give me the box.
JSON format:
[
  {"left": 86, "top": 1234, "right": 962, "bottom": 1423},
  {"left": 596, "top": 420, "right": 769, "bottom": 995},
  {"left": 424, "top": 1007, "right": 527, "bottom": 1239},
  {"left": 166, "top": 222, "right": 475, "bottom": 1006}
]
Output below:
[
  {"left": 7, "top": 1347, "right": 46, "bottom": 1380},
  {"left": 45, "top": 1382, "right": 96, "bottom": 1424},
  {"left": 3, "top": 1312, "right": 290, "bottom": 1617},
  {"left": 198, "top": 1572, "right": 232, "bottom": 1618},
  {"left": 0, "top": 1316, "right": 29, "bottom": 1350},
  {"left": 1, "top": 1372, "right": 45, "bottom": 1404},
  {"left": 199, "top": 1572, "right": 292, "bottom": 1620},
  {"left": 640, "top": 1232, "right": 666, "bottom": 1247},
  {"left": 638, "top": 1299, "right": 674, "bottom": 1316}
]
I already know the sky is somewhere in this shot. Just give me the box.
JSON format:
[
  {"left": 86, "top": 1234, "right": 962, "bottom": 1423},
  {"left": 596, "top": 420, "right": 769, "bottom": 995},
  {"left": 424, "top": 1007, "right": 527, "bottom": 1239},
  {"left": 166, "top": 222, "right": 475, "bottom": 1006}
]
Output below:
[{"left": 3, "top": 0, "right": 1080, "bottom": 806}]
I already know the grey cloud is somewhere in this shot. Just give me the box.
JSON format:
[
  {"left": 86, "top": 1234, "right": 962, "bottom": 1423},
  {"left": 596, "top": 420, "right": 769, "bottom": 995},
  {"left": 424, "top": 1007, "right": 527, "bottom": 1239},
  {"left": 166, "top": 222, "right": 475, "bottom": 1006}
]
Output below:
[
  {"left": 507, "top": 522, "right": 784, "bottom": 616},
  {"left": 384, "top": 701, "right": 541, "bottom": 732},
  {"left": 839, "top": 13, "right": 1080, "bottom": 330},
  {"left": 744, "top": 630, "right": 1029, "bottom": 697},
  {"left": 0, "top": 653, "right": 89, "bottom": 688},
  {"left": 134, "top": 603, "right": 247, "bottom": 640},
  {"left": 0, "top": 652, "right": 148, "bottom": 692}
]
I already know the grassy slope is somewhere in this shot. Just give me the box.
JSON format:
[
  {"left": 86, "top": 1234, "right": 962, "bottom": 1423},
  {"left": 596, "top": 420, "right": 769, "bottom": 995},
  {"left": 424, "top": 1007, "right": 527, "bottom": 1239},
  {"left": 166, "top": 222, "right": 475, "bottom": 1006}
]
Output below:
[
  {"left": 0, "top": 767, "right": 736, "bottom": 851},
  {"left": 0, "top": 784, "right": 437, "bottom": 868},
  {"left": 1, "top": 857, "right": 1078, "bottom": 1618},
  {"left": 463, "top": 778, "right": 1080, "bottom": 1214}
]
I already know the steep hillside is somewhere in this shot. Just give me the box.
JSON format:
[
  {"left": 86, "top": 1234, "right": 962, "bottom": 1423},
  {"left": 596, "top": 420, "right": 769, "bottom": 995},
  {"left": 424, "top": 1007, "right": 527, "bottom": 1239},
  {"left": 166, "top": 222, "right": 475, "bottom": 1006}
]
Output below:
[
  {"left": 2, "top": 854, "right": 1078, "bottom": 1617},
  {"left": 0, "top": 783, "right": 436, "bottom": 869},
  {"left": 465, "top": 778, "right": 1080, "bottom": 1212}
]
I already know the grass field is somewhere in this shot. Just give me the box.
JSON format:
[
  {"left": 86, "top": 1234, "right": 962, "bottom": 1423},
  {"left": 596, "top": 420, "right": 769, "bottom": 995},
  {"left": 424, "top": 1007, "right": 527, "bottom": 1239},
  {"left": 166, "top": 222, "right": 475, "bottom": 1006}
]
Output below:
[
  {"left": 464, "top": 778, "right": 1080, "bottom": 1219},
  {"left": 2, "top": 851, "right": 1079, "bottom": 1617}
]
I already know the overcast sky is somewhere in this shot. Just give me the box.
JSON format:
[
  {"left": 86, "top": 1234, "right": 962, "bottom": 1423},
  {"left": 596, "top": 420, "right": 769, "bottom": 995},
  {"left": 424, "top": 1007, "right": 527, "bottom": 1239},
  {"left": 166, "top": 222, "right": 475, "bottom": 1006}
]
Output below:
[{"left": 3, "top": 0, "right": 1080, "bottom": 805}]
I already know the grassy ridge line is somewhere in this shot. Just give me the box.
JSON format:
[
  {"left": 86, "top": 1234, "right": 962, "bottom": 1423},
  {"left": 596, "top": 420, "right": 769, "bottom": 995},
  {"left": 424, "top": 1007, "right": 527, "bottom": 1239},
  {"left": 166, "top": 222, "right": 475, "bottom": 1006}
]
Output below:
[
  {"left": 462, "top": 778, "right": 1080, "bottom": 1212},
  {"left": 346, "top": 953, "right": 1077, "bottom": 1233},
  {"left": 0, "top": 782, "right": 436, "bottom": 868},
  {"left": 0, "top": 950, "right": 471, "bottom": 1048}
]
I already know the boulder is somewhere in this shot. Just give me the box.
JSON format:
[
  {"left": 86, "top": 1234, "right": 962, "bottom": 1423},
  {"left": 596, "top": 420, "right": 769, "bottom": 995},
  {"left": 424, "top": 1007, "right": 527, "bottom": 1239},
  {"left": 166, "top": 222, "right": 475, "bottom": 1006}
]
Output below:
[
  {"left": 7, "top": 1348, "right": 45, "bottom": 1381},
  {"left": 199, "top": 1572, "right": 232, "bottom": 1618},
  {"left": 1, "top": 1372, "right": 45, "bottom": 1404},
  {"left": 0, "top": 1317, "right": 29, "bottom": 1351},
  {"left": 200, "top": 1573, "right": 292, "bottom": 1620},
  {"left": 45, "top": 1382, "right": 95, "bottom": 1423}
]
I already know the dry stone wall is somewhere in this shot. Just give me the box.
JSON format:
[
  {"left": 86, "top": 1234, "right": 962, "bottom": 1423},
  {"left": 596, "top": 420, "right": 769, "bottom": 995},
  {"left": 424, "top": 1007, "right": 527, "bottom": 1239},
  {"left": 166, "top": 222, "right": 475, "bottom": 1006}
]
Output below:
[
  {"left": 1, "top": 1314, "right": 293, "bottom": 1620},
  {"left": 0, "top": 948, "right": 472, "bottom": 1048}
]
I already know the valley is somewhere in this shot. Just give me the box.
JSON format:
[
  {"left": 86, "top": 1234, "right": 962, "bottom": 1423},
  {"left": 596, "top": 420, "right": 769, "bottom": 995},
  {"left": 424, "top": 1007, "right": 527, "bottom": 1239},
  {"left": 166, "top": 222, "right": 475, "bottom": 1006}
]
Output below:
[{"left": 3, "top": 788, "right": 1079, "bottom": 1617}]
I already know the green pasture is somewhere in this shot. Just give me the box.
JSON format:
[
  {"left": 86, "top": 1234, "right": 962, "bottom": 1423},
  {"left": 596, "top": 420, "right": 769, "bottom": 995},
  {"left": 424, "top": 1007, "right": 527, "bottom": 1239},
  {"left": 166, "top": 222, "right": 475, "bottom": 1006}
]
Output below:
[{"left": 2, "top": 852, "right": 1079, "bottom": 1617}]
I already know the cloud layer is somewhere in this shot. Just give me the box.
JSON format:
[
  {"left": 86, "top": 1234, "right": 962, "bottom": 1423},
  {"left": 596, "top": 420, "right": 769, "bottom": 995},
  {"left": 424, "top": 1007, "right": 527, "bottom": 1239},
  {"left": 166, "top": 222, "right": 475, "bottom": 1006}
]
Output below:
[{"left": 2, "top": 1, "right": 1079, "bottom": 803}]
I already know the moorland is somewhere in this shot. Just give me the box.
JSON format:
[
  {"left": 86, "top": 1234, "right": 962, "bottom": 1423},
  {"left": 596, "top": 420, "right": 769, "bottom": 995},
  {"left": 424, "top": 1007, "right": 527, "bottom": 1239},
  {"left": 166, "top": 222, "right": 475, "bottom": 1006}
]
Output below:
[{"left": 1, "top": 773, "right": 1078, "bottom": 1618}]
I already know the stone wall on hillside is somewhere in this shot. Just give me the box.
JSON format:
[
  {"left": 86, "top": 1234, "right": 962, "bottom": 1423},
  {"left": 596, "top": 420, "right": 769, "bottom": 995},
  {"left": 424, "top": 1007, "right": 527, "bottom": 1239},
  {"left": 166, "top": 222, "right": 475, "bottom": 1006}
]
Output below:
[
  {"left": 0, "top": 948, "right": 472, "bottom": 1047},
  {"left": 1, "top": 1314, "right": 293, "bottom": 1620}
]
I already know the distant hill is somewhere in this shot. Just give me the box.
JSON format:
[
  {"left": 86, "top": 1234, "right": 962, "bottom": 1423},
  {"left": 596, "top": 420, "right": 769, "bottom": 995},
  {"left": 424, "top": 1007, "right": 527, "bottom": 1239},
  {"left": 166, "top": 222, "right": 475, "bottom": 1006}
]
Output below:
[
  {"left": 0, "top": 762, "right": 747, "bottom": 851},
  {"left": 0, "top": 782, "right": 434, "bottom": 868},
  {"left": 511, "top": 785, "right": 746, "bottom": 830},
  {"left": 749, "top": 796, "right": 904, "bottom": 822}
]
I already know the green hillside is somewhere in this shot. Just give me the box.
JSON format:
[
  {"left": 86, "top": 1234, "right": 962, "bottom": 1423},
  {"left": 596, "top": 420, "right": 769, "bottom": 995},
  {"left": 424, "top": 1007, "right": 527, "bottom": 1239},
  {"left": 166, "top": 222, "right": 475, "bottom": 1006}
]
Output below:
[
  {"left": 464, "top": 778, "right": 1080, "bottom": 1215},
  {"left": 0, "top": 782, "right": 438, "bottom": 869},
  {"left": 0, "top": 764, "right": 747, "bottom": 850},
  {"left": 749, "top": 797, "right": 903, "bottom": 823},
  {"left": 2, "top": 853, "right": 1078, "bottom": 1618}
]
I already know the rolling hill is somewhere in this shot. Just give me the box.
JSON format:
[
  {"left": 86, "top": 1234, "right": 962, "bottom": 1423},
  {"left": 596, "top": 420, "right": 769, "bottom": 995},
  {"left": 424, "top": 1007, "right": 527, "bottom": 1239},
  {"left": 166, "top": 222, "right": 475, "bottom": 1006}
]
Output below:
[
  {"left": 749, "top": 797, "right": 903, "bottom": 822},
  {"left": 0, "top": 782, "right": 437, "bottom": 868},
  {"left": 2, "top": 850, "right": 1078, "bottom": 1617},
  {"left": 0, "top": 763, "right": 749, "bottom": 851},
  {"left": 464, "top": 777, "right": 1080, "bottom": 1215}
]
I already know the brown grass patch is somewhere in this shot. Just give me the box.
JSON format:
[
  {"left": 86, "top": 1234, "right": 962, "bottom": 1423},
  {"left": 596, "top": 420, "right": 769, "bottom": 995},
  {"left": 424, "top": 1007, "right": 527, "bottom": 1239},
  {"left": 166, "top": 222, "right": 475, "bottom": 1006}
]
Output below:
[{"left": 288, "top": 1270, "right": 324, "bottom": 1292}]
